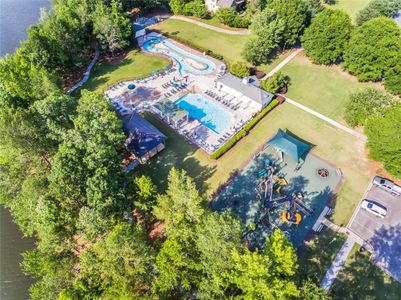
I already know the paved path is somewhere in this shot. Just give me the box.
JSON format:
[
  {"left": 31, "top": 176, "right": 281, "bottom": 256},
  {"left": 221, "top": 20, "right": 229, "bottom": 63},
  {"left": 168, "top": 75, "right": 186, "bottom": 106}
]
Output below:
[
  {"left": 67, "top": 45, "right": 100, "bottom": 95},
  {"left": 262, "top": 48, "right": 303, "bottom": 79},
  {"left": 283, "top": 97, "right": 367, "bottom": 142},
  {"left": 170, "top": 15, "right": 251, "bottom": 35},
  {"left": 320, "top": 234, "right": 357, "bottom": 290}
]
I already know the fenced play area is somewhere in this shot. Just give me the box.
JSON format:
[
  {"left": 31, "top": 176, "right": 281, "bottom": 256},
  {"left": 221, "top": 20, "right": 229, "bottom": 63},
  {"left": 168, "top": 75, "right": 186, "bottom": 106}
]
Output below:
[{"left": 211, "top": 129, "right": 343, "bottom": 248}]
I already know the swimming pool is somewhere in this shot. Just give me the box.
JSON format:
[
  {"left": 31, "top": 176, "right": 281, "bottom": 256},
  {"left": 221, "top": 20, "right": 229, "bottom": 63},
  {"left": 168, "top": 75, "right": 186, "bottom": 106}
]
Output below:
[
  {"left": 175, "top": 93, "right": 233, "bottom": 134},
  {"left": 143, "top": 37, "right": 215, "bottom": 75}
]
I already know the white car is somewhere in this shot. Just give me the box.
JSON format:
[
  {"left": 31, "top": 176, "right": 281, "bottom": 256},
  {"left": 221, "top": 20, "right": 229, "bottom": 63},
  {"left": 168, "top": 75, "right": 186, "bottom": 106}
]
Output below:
[
  {"left": 361, "top": 200, "right": 387, "bottom": 218},
  {"left": 373, "top": 176, "right": 401, "bottom": 196}
]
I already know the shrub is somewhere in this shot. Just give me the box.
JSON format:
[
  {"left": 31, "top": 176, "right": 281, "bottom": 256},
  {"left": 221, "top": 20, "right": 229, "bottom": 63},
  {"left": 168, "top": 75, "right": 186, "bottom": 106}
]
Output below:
[
  {"left": 229, "top": 62, "right": 250, "bottom": 78},
  {"left": 183, "top": 1, "right": 209, "bottom": 18},
  {"left": 345, "top": 88, "right": 395, "bottom": 127},
  {"left": 356, "top": 0, "right": 401, "bottom": 25},
  {"left": 216, "top": 8, "right": 250, "bottom": 28},
  {"left": 260, "top": 72, "right": 290, "bottom": 93},
  {"left": 211, "top": 99, "right": 279, "bottom": 159},
  {"left": 170, "top": 0, "right": 186, "bottom": 14},
  {"left": 324, "top": 0, "right": 336, "bottom": 4}
]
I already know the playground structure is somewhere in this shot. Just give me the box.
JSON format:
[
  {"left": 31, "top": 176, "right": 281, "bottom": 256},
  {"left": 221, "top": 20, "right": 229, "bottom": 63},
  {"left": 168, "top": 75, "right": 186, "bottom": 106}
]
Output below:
[{"left": 255, "top": 158, "right": 313, "bottom": 226}]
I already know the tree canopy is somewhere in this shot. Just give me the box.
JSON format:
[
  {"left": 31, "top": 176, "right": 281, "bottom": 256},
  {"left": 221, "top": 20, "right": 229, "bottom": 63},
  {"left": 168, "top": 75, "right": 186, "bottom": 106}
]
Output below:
[
  {"left": 302, "top": 9, "right": 353, "bottom": 64},
  {"left": 356, "top": 0, "right": 401, "bottom": 25},
  {"left": 365, "top": 104, "right": 401, "bottom": 178},
  {"left": 342, "top": 17, "right": 401, "bottom": 81}
]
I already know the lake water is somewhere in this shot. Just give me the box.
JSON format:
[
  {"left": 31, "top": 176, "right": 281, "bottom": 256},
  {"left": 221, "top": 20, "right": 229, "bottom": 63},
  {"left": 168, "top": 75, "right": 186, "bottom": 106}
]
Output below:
[
  {"left": 0, "top": 1, "right": 49, "bottom": 299},
  {"left": 0, "top": 0, "right": 50, "bottom": 56}
]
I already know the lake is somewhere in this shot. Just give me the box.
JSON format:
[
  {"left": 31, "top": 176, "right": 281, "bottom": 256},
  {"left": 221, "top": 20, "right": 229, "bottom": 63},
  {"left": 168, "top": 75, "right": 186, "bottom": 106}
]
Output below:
[{"left": 0, "top": 1, "right": 50, "bottom": 299}]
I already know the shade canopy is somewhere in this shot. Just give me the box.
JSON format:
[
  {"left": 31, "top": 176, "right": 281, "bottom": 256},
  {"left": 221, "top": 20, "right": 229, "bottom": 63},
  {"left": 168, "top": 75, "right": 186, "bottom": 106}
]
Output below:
[{"left": 267, "top": 129, "right": 311, "bottom": 162}]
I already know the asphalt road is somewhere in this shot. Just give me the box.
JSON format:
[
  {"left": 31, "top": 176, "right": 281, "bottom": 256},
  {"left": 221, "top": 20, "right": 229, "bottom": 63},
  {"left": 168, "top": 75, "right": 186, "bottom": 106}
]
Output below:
[{"left": 349, "top": 184, "right": 401, "bottom": 282}]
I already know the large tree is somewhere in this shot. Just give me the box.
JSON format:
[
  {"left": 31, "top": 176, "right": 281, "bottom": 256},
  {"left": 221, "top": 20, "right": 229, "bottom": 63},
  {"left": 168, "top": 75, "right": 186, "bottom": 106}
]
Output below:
[
  {"left": 343, "top": 17, "right": 401, "bottom": 81},
  {"left": 93, "top": 0, "right": 132, "bottom": 54},
  {"left": 345, "top": 88, "right": 394, "bottom": 127},
  {"left": 267, "top": 0, "right": 307, "bottom": 47},
  {"left": 365, "top": 104, "right": 401, "bottom": 178},
  {"left": 302, "top": 9, "right": 353, "bottom": 64},
  {"left": 356, "top": 0, "right": 401, "bottom": 25}
]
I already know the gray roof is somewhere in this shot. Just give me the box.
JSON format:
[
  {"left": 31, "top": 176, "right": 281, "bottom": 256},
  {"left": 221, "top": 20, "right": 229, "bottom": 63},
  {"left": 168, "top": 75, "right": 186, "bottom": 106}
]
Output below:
[
  {"left": 217, "top": 73, "right": 274, "bottom": 107},
  {"left": 153, "top": 99, "right": 188, "bottom": 122},
  {"left": 217, "top": 0, "right": 245, "bottom": 8},
  {"left": 122, "top": 113, "right": 167, "bottom": 158}
]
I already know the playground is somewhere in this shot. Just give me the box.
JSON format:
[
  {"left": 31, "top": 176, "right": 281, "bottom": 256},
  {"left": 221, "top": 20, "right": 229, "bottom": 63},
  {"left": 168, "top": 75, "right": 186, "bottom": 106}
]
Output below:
[{"left": 211, "top": 129, "right": 343, "bottom": 248}]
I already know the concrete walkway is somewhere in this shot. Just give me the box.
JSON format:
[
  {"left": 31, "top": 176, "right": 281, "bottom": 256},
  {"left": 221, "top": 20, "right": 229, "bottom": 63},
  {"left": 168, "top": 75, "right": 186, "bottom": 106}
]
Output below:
[
  {"left": 170, "top": 15, "right": 251, "bottom": 35},
  {"left": 262, "top": 48, "right": 303, "bottom": 79},
  {"left": 320, "top": 234, "right": 357, "bottom": 290},
  {"left": 67, "top": 45, "right": 100, "bottom": 95},
  {"left": 283, "top": 97, "right": 367, "bottom": 142}
]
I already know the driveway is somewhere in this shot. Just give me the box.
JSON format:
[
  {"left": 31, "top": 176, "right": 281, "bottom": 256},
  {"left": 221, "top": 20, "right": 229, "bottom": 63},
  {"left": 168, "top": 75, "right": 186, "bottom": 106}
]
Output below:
[{"left": 349, "top": 184, "right": 401, "bottom": 282}]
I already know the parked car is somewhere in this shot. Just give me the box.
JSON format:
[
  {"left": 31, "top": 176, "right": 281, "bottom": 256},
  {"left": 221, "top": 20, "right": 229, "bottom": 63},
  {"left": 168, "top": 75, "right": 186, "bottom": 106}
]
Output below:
[
  {"left": 373, "top": 176, "right": 401, "bottom": 196},
  {"left": 361, "top": 199, "right": 387, "bottom": 218}
]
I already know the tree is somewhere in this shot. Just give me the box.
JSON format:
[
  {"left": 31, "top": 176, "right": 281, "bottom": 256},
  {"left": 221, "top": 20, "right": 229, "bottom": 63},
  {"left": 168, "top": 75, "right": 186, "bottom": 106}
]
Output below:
[
  {"left": 93, "top": 0, "right": 132, "bottom": 54},
  {"left": 170, "top": 0, "right": 187, "bottom": 15},
  {"left": 229, "top": 62, "right": 250, "bottom": 78},
  {"left": 384, "top": 59, "right": 401, "bottom": 95},
  {"left": 345, "top": 88, "right": 394, "bottom": 127},
  {"left": 365, "top": 104, "right": 401, "bottom": 178},
  {"left": 246, "top": 0, "right": 267, "bottom": 15},
  {"left": 260, "top": 72, "right": 290, "bottom": 93},
  {"left": 133, "top": 175, "right": 158, "bottom": 215},
  {"left": 227, "top": 230, "right": 299, "bottom": 300},
  {"left": 304, "top": 0, "right": 324, "bottom": 22},
  {"left": 77, "top": 223, "right": 155, "bottom": 298},
  {"left": 153, "top": 168, "right": 204, "bottom": 239},
  {"left": 243, "top": 8, "right": 285, "bottom": 64},
  {"left": 215, "top": 8, "right": 250, "bottom": 28},
  {"left": 302, "top": 9, "right": 353, "bottom": 64},
  {"left": 298, "top": 279, "right": 331, "bottom": 300},
  {"left": 183, "top": 1, "right": 209, "bottom": 18},
  {"left": 343, "top": 17, "right": 401, "bottom": 81},
  {"left": 267, "top": 0, "right": 307, "bottom": 47},
  {"left": 356, "top": 0, "right": 401, "bottom": 25}
]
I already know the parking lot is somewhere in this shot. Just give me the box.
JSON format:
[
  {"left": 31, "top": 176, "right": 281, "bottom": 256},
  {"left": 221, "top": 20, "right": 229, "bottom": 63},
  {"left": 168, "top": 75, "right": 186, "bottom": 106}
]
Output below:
[{"left": 349, "top": 183, "right": 401, "bottom": 282}]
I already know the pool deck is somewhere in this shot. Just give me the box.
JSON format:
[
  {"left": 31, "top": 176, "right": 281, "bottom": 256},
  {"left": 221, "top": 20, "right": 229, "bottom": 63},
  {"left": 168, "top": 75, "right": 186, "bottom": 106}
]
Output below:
[
  {"left": 105, "top": 33, "right": 259, "bottom": 154},
  {"left": 211, "top": 146, "right": 343, "bottom": 248}
]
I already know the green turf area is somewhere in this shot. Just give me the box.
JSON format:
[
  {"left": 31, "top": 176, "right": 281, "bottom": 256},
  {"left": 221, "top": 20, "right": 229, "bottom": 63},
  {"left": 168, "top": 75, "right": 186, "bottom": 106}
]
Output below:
[
  {"left": 330, "top": 244, "right": 401, "bottom": 299},
  {"left": 185, "top": 15, "right": 248, "bottom": 31},
  {"left": 152, "top": 19, "right": 250, "bottom": 63},
  {"left": 135, "top": 101, "right": 371, "bottom": 226},
  {"left": 298, "top": 230, "right": 347, "bottom": 282},
  {"left": 328, "top": 0, "right": 371, "bottom": 21},
  {"left": 280, "top": 54, "right": 379, "bottom": 124},
  {"left": 82, "top": 49, "right": 169, "bottom": 93}
]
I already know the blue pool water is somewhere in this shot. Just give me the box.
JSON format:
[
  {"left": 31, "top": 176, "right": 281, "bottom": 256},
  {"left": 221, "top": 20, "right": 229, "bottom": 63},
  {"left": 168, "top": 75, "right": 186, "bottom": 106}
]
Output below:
[
  {"left": 176, "top": 93, "right": 233, "bottom": 134},
  {"left": 143, "top": 37, "right": 215, "bottom": 75}
]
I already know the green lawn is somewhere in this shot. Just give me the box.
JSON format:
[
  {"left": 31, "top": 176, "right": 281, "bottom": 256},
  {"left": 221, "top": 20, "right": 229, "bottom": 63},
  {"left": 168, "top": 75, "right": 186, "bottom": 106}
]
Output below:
[
  {"left": 280, "top": 54, "right": 379, "bottom": 124},
  {"left": 135, "top": 101, "right": 371, "bottom": 226},
  {"left": 298, "top": 230, "right": 347, "bottom": 282},
  {"left": 329, "top": 0, "right": 371, "bottom": 21},
  {"left": 81, "top": 49, "right": 169, "bottom": 93},
  {"left": 185, "top": 15, "right": 248, "bottom": 31},
  {"left": 151, "top": 18, "right": 289, "bottom": 73},
  {"left": 331, "top": 244, "right": 401, "bottom": 299}
]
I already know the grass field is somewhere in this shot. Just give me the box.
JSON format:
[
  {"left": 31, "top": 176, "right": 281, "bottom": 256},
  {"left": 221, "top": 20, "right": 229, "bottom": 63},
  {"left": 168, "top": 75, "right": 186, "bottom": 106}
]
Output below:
[
  {"left": 329, "top": 0, "right": 371, "bottom": 21},
  {"left": 280, "top": 54, "right": 379, "bottom": 124},
  {"left": 330, "top": 244, "right": 401, "bottom": 299},
  {"left": 82, "top": 49, "right": 169, "bottom": 93},
  {"left": 135, "top": 101, "right": 371, "bottom": 226},
  {"left": 185, "top": 15, "right": 248, "bottom": 31},
  {"left": 151, "top": 18, "right": 290, "bottom": 73},
  {"left": 298, "top": 230, "right": 347, "bottom": 282}
]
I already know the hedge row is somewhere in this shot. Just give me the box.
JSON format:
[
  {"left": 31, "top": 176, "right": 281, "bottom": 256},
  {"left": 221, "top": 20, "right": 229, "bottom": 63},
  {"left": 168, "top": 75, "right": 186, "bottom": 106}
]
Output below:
[{"left": 210, "top": 99, "right": 279, "bottom": 160}]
